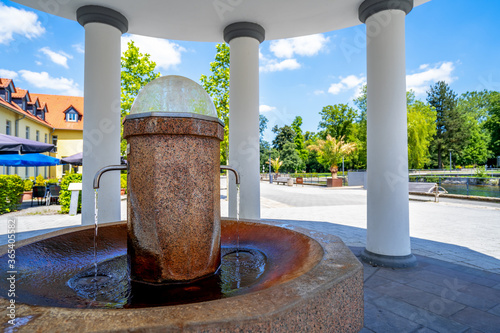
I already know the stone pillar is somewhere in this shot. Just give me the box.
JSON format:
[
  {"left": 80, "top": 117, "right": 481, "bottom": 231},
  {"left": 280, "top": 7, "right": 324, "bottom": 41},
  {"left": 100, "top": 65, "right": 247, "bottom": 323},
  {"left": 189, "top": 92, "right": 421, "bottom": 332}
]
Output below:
[
  {"left": 359, "top": 0, "right": 417, "bottom": 267},
  {"left": 224, "top": 22, "right": 264, "bottom": 220},
  {"left": 77, "top": 6, "right": 127, "bottom": 225}
]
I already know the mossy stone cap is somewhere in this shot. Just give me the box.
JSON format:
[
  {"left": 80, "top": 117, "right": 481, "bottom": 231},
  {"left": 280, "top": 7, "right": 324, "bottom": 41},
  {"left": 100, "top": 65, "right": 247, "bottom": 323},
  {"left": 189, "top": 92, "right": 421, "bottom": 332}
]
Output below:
[{"left": 130, "top": 75, "right": 217, "bottom": 118}]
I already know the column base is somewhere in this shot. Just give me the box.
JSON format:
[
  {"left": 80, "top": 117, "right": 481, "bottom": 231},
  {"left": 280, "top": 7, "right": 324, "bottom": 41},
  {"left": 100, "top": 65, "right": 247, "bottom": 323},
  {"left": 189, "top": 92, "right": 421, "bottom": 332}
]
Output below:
[{"left": 360, "top": 249, "right": 417, "bottom": 268}]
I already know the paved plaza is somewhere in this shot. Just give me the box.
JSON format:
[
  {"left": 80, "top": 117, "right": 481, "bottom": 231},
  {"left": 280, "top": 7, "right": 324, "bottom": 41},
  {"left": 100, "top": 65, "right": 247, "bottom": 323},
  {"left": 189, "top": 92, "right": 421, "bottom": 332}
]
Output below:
[{"left": 1, "top": 182, "right": 499, "bottom": 332}]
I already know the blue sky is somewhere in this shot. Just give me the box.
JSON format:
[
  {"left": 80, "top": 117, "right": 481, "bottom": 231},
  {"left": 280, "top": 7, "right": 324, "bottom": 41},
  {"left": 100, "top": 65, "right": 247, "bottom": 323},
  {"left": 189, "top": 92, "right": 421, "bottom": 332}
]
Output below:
[{"left": 1, "top": 0, "right": 499, "bottom": 142}]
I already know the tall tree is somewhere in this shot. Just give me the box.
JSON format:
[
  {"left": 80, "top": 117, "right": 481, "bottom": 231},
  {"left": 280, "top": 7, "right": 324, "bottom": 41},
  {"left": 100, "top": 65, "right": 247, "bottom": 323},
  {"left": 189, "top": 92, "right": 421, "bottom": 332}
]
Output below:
[
  {"left": 272, "top": 125, "right": 296, "bottom": 151},
  {"left": 281, "top": 142, "right": 304, "bottom": 173},
  {"left": 455, "top": 91, "right": 492, "bottom": 165},
  {"left": 259, "top": 114, "right": 268, "bottom": 140},
  {"left": 407, "top": 91, "right": 437, "bottom": 169},
  {"left": 484, "top": 91, "right": 500, "bottom": 159},
  {"left": 352, "top": 85, "right": 368, "bottom": 169},
  {"left": 318, "top": 104, "right": 357, "bottom": 139},
  {"left": 200, "top": 43, "right": 230, "bottom": 164},
  {"left": 291, "top": 116, "right": 308, "bottom": 165},
  {"left": 121, "top": 41, "right": 161, "bottom": 155},
  {"left": 427, "top": 81, "right": 468, "bottom": 168}
]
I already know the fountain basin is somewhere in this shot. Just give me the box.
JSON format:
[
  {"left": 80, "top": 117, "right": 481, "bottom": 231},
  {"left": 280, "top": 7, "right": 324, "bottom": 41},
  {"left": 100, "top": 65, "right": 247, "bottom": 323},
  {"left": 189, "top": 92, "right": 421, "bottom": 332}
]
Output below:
[{"left": 0, "top": 219, "right": 363, "bottom": 332}]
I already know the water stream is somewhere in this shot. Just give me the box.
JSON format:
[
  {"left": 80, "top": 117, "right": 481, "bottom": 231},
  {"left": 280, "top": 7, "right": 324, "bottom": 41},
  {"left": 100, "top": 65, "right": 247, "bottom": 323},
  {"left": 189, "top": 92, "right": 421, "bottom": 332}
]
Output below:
[
  {"left": 236, "top": 184, "right": 240, "bottom": 257},
  {"left": 93, "top": 189, "right": 99, "bottom": 300}
]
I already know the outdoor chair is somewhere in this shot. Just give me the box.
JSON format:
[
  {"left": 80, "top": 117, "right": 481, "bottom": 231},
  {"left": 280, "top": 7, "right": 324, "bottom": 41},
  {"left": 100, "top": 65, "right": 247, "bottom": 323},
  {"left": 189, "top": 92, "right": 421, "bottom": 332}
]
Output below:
[
  {"left": 31, "top": 186, "right": 47, "bottom": 206},
  {"left": 46, "top": 185, "right": 61, "bottom": 206}
]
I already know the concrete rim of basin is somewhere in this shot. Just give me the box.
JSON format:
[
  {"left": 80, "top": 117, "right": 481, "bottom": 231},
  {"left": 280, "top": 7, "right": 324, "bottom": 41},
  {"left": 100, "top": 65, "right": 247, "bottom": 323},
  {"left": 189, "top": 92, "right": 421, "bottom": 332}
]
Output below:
[{"left": 0, "top": 219, "right": 363, "bottom": 332}]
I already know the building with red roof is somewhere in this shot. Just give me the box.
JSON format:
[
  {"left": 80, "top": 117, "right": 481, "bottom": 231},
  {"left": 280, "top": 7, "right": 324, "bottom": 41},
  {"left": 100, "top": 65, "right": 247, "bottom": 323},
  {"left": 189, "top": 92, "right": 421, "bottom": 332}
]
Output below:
[{"left": 0, "top": 78, "right": 83, "bottom": 179}]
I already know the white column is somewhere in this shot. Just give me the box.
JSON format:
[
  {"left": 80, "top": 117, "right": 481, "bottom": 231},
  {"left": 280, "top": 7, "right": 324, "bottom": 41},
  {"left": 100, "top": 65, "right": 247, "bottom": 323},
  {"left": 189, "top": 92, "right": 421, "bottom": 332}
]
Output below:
[
  {"left": 78, "top": 6, "right": 127, "bottom": 225},
  {"left": 224, "top": 23, "right": 264, "bottom": 220},
  {"left": 360, "top": 0, "right": 416, "bottom": 267}
]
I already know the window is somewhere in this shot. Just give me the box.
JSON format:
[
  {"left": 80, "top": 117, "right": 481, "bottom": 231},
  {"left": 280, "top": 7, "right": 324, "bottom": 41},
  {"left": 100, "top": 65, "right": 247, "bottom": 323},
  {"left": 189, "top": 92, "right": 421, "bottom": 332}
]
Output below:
[
  {"left": 44, "top": 133, "right": 48, "bottom": 143},
  {"left": 66, "top": 112, "right": 78, "bottom": 122},
  {"left": 36, "top": 130, "right": 40, "bottom": 141},
  {"left": 6, "top": 120, "right": 11, "bottom": 135},
  {"left": 52, "top": 135, "right": 58, "bottom": 152},
  {"left": 6, "top": 89, "right": 10, "bottom": 102},
  {"left": 25, "top": 126, "right": 30, "bottom": 139}
]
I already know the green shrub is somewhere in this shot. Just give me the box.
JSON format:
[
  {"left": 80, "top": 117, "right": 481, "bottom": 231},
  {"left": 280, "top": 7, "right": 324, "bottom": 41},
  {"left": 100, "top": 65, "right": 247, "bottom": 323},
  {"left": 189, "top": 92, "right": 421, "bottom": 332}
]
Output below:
[
  {"left": 35, "top": 174, "right": 46, "bottom": 186},
  {"left": 475, "top": 166, "right": 487, "bottom": 178},
  {"left": 46, "top": 178, "right": 59, "bottom": 185},
  {"left": 24, "top": 179, "right": 33, "bottom": 191},
  {"left": 0, "top": 175, "right": 24, "bottom": 214},
  {"left": 120, "top": 174, "right": 127, "bottom": 193},
  {"left": 60, "top": 172, "right": 82, "bottom": 214}
]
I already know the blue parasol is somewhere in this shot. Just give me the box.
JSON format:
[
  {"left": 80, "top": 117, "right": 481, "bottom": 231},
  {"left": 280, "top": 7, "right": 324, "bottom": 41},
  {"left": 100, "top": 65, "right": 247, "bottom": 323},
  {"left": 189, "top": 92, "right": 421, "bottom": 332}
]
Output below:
[{"left": 0, "top": 153, "right": 60, "bottom": 166}]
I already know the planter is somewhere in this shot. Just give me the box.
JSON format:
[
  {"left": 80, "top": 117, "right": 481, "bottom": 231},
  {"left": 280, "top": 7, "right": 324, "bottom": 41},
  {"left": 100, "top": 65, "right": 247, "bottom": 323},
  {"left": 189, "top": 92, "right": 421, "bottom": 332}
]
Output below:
[
  {"left": 22, "top": 191, "right": 33, "bottom": 201},
  {"left": 327, "top": 178, "right": 343, "bottom": 187},
  {"left": 120, "top": 189, "right": 126, "bottom": 195}
]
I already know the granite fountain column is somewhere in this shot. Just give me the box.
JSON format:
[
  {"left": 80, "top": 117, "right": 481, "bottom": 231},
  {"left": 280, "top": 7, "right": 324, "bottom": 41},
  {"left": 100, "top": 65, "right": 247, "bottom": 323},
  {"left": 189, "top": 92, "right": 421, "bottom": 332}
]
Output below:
[{"left": 123, "top": 76, "right": 225, "bottom": 284}]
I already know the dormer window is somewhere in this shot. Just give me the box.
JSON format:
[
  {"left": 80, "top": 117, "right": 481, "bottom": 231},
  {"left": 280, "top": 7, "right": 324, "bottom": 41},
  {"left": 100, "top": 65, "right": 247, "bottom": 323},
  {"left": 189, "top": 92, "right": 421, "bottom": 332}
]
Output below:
[
  {"left": 5, "top": 89, "right": 10, "bottom": 103},
  {"left": 66, "top": 112, "right": 78, "bottom": 122},
  {"left": 64, "top": 107, "right": 80, "bottom": 123}
]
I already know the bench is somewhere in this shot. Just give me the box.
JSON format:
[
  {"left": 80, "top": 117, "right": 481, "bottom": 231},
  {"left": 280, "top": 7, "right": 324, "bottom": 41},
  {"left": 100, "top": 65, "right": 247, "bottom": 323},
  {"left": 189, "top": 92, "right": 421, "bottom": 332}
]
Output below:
[
  {"left": 408, "top": 182, "right": 448, "bottom": 202},
  {"left": 275, "top": 177, "right": 291, "bottom": 185}
]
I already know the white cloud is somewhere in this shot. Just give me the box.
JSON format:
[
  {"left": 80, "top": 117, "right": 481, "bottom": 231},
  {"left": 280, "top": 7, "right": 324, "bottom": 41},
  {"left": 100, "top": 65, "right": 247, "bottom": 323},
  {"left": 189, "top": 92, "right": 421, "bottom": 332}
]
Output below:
[
  {"left": 314, "top": 90, "right": 325, "bottom": 95},
  {"left": 19, "top": 70, "right": 82, "bottom": 96},
  {"left": 260, "top": 59, "right": 301, "bottom": 73},
  {"left": 0, "top": 3, "right": 45, "bottom": 45},
  {"left": 270, "top": 34, "right": 329, "bottom": 58},
  {"left": 72, "top": 43, "right": 85, "bottom": 54},
  {"left": 407, "top": 62, "right": 456, "bottom": 95},
  {"left": 0, "top": 69, "right": 18, "bottom": 79},
  {"left": 121, "top": 34, "right": 186, "bottom": 71},
  {"left": 259, "top": 105, "right": 276, "bottom": 113},
  {"left": 328, "top": 75, "right": 366, "bottom": 95},
  {"left": 40, "top": 47, "right": 73, "bottom": 68}
]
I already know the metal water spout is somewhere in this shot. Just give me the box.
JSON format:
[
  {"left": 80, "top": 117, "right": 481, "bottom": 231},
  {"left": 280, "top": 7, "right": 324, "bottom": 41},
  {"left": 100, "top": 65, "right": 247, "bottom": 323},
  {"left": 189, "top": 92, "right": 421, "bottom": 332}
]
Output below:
[
  {"left": 93, "top": 165, "right": 127, "bottom": 189},
  {"left": 220, "top": 165, "right": 240, "bottom": 185}
]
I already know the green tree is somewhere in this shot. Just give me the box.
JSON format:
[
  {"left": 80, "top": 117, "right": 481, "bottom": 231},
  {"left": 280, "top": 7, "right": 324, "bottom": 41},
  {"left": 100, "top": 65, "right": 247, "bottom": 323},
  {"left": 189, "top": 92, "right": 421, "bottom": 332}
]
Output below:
[
  {"left": 352, "top": 85, "right": 368, "bottom": 169},
  {"left": 291, "top": 116, "right": 308, "bottom": 164},
  {"left": 281, "top": 142, "right": 304, "bottom": 173},
  {"left": 485, "top": 91, "right": 500, "bottom": 158},
  {"left": 272, "top": 125, "right": 296, "bottom": 151},
  {"left": 407, "top": 91, "right": 437, "bottom": 168},
  {"left": 200, "top": 43, "right": 230, "bottom": 164},
  {"left": 427, "top": 81, "right": 469, "bottom": 168},
  {"left": 454, "top": 91, "right": 492, "bottom": 165},
  {"left": 307, "top": 135, "right": 357, "bottom": 178},
  {"left": 259, "top": 114, "right": 268, "bottom": 140},
  {"left": 318, "top": 104, "right": 357, "bottom": 139},
  {"left": 121, "top": 41, "right": 161, "bottom": 155}
]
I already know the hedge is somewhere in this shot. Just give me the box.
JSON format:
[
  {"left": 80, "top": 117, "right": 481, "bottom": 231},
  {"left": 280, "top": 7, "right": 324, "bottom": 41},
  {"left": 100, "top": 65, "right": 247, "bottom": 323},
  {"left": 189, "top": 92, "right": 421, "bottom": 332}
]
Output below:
[
  {"left": 60, "top": 172, "right": 82, "bottom": 214},
  {"left": 0, "top": 175, "right": 24, "bottom": 214}
]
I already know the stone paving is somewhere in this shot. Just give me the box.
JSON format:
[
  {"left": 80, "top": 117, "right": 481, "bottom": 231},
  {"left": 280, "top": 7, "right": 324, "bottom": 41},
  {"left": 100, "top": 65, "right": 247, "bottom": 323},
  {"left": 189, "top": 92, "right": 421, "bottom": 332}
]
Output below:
[{"left": 1, "top": 182, "right": 499, "bottom": 332}]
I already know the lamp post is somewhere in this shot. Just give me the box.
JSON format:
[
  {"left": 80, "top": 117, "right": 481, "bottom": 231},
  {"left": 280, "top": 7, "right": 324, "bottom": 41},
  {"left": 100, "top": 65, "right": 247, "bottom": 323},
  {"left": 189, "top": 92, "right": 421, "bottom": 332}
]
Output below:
[{"left": 268, "top": 151, "right": 273, "bottom": 184}]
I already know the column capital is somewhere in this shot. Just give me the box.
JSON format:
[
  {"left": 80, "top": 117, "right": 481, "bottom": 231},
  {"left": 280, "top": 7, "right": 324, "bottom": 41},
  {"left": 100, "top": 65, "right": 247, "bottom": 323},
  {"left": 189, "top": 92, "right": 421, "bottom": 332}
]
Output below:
[
  {"left": 77, "top": 5, "right": 128, "bottom": 34},
  {"left": 359, "top": 0, "right": 413, "bottom": 23},
  {"left": 224, "top": 22, "right": 265, "bottom": 44}
]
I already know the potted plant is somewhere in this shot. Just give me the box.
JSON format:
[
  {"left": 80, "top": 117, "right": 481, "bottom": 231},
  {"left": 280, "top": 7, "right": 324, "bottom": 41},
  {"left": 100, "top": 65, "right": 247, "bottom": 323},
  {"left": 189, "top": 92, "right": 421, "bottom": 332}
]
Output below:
[
  {"left": 307, "top": 135, "right": 357, "bottom": 187},
  {"left": 120, "top": 174, "right": 127, "bottom": 195},
  {"left": 21, "top": 178, "right": 34, "bottom": 202}
]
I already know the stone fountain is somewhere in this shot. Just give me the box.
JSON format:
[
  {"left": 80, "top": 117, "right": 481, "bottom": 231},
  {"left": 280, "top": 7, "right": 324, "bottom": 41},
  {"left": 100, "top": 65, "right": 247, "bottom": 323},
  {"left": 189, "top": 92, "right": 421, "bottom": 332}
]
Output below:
[{"left": 0, "top": 76, "right": 363, "bottom": 332}]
